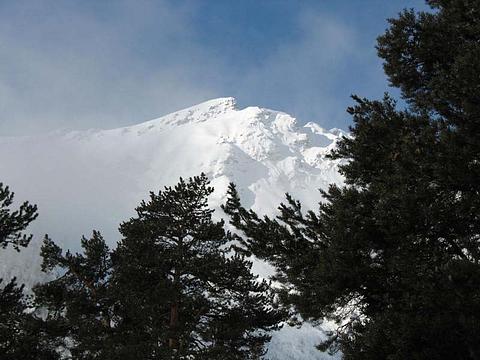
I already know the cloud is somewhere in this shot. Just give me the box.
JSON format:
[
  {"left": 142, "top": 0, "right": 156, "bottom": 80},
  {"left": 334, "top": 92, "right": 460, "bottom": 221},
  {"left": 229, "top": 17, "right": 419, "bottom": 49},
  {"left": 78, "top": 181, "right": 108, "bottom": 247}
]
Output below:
[
  {"left": 239, "top": 12, "right": 354, "bottom": 114},
  {"left": 0, "top": 0, "right": 224, "bottom": 135},
  {"left": 235, "top": 9, "right": 385, "bottom": 128},
  {"left": 0, "top": 1, "right": 387, "bottom": 135}
]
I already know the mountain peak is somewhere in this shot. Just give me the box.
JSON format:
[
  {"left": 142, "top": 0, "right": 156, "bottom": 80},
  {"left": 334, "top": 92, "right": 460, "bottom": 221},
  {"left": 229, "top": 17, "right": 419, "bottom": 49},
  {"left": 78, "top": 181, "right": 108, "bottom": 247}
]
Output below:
[
  {"left": 199, "top": 97, "right": 237, "bottom": 110},
  {"left": 0, "top": 96, "right": 343, "bottom": 360},
  {"left": 134, "top": 97, "right": 237, "bottom": 130}
]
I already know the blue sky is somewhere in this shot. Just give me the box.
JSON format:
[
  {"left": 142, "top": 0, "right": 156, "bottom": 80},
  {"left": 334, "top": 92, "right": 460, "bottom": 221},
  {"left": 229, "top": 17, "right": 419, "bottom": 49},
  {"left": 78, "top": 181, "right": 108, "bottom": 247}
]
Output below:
[{"left": 0, "top": 0, "right": 428, "bottom": 135}]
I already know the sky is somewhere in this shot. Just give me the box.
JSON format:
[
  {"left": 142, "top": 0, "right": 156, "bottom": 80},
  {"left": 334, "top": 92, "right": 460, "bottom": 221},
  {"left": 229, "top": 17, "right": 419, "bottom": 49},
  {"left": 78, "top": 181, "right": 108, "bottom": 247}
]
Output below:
[{"left": 0, "top": 0, "right": 428, "bottom": 136}]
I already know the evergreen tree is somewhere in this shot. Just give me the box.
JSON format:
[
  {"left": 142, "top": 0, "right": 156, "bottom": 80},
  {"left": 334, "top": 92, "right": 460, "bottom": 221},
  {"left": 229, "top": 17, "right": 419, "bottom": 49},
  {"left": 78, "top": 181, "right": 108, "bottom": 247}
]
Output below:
[
  {"left": 113, "top": 173, "right": 283, "bottom": 359},
  {"left": 35, "top": 231, "right": 115, "bottom": 360},
  {"left": 36, "top": 175, "right": 283, "bottom": 359},
  {"left": 223, "top": 1, "right": 480, "bottom": 359},
  {"left": 0, "top": 183, "right": 59, "bottom": 359},
  {"left": 0, "top": 182, "right": 37, "bottom": 250}
]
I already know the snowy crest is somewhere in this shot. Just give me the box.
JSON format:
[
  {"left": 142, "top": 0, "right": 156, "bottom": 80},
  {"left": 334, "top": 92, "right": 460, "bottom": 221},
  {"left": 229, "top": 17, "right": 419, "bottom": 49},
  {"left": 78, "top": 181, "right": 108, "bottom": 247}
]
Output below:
[
  {"left": 0, "top": 96, "right": 345, "bottom": 272},
  {"left": 0, "top": 98, "right": 345, "bottom": 360}
]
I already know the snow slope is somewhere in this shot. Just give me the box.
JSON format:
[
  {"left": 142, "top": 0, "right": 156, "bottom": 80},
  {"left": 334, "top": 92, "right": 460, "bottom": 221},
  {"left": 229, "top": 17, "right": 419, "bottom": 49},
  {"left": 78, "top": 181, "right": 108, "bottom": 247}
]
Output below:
[{"left": 0, "top": 97, "right": 344, "bottom": 359}]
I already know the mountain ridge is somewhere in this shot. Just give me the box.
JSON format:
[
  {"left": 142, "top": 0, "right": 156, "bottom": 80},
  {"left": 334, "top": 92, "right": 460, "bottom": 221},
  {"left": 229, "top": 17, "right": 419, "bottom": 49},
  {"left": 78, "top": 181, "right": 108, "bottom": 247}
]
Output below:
[{"left": 0, "top": 97, "right": 343, "bottom": 360}]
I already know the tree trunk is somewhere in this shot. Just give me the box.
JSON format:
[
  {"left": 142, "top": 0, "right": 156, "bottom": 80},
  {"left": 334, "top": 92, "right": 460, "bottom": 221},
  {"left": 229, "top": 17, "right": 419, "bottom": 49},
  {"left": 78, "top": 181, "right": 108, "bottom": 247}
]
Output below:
[{"left": 169, "top": 301, "right": 179, "bottom": 349}]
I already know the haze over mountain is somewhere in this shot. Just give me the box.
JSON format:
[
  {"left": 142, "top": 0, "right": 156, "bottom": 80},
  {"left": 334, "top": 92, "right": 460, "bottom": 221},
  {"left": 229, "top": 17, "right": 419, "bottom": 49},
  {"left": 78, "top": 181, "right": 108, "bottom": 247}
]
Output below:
[{"left": 0, "top": 97, "right": 345, "bottom": 359}]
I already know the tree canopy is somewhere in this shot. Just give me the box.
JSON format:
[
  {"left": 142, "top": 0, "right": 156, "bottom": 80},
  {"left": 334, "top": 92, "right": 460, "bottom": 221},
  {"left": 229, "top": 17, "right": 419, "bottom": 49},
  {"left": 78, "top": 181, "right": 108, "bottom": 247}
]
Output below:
[
  {"left": 36, "top": 174, "right": 284, "bottom": 359},
  {"left": 224, "top": 1, "right": 480, "bottom": 358}
]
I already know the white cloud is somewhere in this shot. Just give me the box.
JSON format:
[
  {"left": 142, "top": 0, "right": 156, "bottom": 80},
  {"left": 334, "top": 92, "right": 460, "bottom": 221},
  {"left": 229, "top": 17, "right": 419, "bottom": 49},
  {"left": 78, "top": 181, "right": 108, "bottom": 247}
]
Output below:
[
  {"left": 236, "top": 10, "right": 383, "bottom": 127},
  {"left": 0, "top": 0, "right": 224, "bottom": 135},
  {"left": 0, "top": 1, "right": 386, "bottom": 135}
]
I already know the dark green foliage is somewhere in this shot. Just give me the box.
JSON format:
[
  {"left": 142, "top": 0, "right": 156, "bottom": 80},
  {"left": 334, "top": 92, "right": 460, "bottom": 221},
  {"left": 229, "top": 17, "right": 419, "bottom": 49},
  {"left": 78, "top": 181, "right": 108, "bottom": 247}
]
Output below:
[
  {"left": 35, "top": 231, "right": 114, "bottom": 360},
  {"left": 36, "top": 174, "right": 283, "bottom": 359},
  {"left": 0, "top": 277, "right": 59, "bottom": 360},
  {"left": 224, "top": 1, "right": 480, "bottom": 359},
  {"left": 0, "top": 183, "right": 59, "bottom": 359},
  {"left": 222, "top": 185, "right": 325, "bottom": 317},
  {"left": 377, "top": 0, "right": 480, "bottom": 124},
  {"left": 0, "top": 183, "right": 38, "bottom": 250},
  {"left": 114, "top": 173, "right": 284, "bottom": 359}
]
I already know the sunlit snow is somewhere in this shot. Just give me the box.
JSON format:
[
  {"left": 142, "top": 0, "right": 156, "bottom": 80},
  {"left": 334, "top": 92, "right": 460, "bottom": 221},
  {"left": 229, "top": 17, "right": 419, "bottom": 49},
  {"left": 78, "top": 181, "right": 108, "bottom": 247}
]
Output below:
[{"left": 0, "top": 97, "right": 345, "bottom": 359}]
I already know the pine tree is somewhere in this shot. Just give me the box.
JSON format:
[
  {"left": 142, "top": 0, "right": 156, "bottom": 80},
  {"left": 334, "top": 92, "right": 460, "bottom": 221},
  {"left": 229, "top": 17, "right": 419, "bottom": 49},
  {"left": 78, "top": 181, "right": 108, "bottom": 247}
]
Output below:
[
  {"left": 223, "top": 1, "right": 480, "bottom": 359},
  {"left": 35, "top": 174, "right": 284, "bottom": 359},
  {"left": 113, "top": 173, "right": 284, "bottom": 359},
  {"left": 0, "top": 183, "right": 59, "bottom": 359},
  {"left": 34, "top": 231, "right": 114, "bottom": 360},
  {"left": 0, "top": 182, "right": 37, "bottom": 250}
]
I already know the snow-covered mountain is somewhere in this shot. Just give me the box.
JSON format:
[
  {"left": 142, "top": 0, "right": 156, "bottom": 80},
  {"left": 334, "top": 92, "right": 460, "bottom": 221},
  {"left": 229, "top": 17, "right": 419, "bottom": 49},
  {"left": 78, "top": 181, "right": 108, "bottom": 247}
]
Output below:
[{"left": 0, "top": 97, "right": 344, "bottom": 359}]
